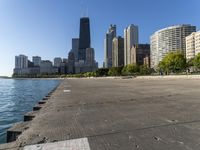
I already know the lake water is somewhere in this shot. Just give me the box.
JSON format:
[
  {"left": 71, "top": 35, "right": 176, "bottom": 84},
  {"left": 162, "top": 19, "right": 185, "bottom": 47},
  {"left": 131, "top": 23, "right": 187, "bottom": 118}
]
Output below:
[{"left": 0, "top": 79, "right": 61, "bottom": 144}]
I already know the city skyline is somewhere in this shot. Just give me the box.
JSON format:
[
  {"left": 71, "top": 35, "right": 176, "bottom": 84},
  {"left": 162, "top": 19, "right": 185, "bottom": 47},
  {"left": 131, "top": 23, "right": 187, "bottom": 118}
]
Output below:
[{"left": 0, "top": 0, "right": 199, "bottom": 76}]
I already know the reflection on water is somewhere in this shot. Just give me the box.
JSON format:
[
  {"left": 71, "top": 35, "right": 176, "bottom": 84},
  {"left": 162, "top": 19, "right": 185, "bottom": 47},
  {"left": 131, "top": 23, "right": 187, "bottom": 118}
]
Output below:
[{"left": 0, "top": 79, "right": 60, "bottom": 144}]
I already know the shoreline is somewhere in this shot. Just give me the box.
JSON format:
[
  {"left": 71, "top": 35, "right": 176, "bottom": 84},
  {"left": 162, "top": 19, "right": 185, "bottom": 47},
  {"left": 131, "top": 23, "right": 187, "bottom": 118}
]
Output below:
[
  {"left": 2, "top": 74, "right": 200, "bottom": 80},
  {"left": 0, "top": 80, "right": 63, "bottom": 148},
  {"left": 67, "top": 74, "right": 200, "bottom": 80},
  {"left": 3, "top": 78, "right": 64, "bottom": 80}
]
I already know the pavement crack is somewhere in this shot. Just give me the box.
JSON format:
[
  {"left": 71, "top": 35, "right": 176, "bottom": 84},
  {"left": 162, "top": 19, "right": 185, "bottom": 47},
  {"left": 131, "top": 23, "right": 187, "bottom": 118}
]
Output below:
[{"left": 84, "top": 119, "right": 200, "bottom": 139}]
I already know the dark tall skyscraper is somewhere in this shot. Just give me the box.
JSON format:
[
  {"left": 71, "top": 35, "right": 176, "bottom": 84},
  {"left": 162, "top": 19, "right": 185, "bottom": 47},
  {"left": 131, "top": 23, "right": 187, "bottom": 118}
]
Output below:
[{"left": 78, "top": 17, "right": 91, "bottom": 61}]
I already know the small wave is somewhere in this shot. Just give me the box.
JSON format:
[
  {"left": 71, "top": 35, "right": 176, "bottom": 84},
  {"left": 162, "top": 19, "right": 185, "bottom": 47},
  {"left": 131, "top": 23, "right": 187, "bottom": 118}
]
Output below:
[{"left": 0, "top": 79, "right": 61, "bottom": 143}]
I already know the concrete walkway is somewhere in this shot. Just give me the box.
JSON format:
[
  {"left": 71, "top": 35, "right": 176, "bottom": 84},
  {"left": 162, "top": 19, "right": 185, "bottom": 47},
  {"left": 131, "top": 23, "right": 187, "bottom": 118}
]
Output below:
[{"left": 1, "top": 78, "right": 200, "bottom": 149}]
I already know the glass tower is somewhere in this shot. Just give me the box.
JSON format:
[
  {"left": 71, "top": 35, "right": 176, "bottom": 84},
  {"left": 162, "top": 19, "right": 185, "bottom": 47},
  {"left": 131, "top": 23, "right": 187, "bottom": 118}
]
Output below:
[{"left": 78, "top": 17, "right": 91, "bottom": 61}]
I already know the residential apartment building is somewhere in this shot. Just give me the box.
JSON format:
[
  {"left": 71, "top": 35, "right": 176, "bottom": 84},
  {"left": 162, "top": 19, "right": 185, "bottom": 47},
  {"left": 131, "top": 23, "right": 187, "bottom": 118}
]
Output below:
[
  {"left": 150, "top": 24, "right": 196, "bottom": 68},
  {"left": 186, "top": 31, "right": 200, "bottom": 60},
  {"left": 195, "top": 31, "right": 200, "bottom": 55},
  {"left": 15, "top": 55, "right": 28, "bottom": 69},
  {"left": 186, "top": 33, "right": 196, "bottom": 60}
]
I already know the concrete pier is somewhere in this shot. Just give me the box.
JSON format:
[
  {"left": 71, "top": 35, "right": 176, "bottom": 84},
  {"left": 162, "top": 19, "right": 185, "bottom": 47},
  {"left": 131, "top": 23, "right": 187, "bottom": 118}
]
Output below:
[
  {"left": 1, "top": 77, "right": 200, "bottom": 149},
  {"left": 24, "top": 111, "right": 37, "bottom": 122}
]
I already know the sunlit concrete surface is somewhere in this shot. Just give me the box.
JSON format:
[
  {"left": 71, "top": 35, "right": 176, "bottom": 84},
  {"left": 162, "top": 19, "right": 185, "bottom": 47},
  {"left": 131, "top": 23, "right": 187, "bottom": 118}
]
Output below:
[
  {"left": 2, "top": 77, "right": 200, "bottom": 150},
  {"left": 24, "top": 138, "right": 90, "bottom": 150}
]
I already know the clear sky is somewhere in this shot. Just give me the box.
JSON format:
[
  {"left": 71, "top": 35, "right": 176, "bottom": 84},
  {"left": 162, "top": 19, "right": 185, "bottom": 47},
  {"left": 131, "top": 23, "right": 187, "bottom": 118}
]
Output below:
[{"left": 0, "top": 0, "right": 199, "bottom": 76}]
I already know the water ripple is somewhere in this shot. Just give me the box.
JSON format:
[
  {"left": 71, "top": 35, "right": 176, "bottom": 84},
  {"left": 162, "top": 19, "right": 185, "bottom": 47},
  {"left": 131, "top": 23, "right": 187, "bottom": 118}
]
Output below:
[{"left": 0, "top": 79, "right": 60, "bottom": 144}]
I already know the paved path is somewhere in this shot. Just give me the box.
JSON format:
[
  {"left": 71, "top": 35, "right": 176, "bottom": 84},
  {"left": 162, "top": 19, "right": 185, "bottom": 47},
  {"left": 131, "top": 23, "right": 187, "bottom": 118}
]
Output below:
[{"left": 2, "top": 78, "right": 200, "bottom": 149}]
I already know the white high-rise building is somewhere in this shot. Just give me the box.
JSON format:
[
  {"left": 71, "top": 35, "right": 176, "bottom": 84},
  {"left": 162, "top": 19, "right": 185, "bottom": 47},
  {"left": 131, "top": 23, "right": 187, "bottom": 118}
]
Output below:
[
  {"left": 15, "top": 55, "right": 28, "bottom": 69},
  {"left": 186, "top": 33, "right": 196, "bottom": 60},
  {"left": 186, "top": 31, "right": 200, "bottom": 60},
  {"left": 104, "top": 24, "right": 116, "bottom": 68},
  {"left": 124, "top": 24, "right": 139, "bottom": 66},
  {"left": 32, "top": 56, "right": 41, "bottom": 67},
  {"left": 195, "top": 31, "right": 200, "bottom": 55},
  {"left": 150, "top": 24, "right": 196, "bottom": 68}
]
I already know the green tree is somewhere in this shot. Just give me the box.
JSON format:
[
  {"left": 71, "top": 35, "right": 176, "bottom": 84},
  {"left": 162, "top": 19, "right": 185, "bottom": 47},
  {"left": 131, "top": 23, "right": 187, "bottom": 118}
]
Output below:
[
  {"left": 158, "top": 52, "right": 186, "bottom": 74},
  {"left": 96, "top": 68, "right": 109, "bottom": 77},
  {"left": 122, "top": 64, "right": 139, "bottom": 75},
  {"left": 83, "top": 72, "right": 97, "bottom": 77},
  {"left": 193, "top": 53, "right": 200, "bottom": 69},
  {"left": 139, "top": 65, "right": 151, "bottom": 75},
  {"left": 187, "top": 58, "right": 194, "bottom": 67},
  {"left": 108, "top": 67, "right": 123, "bottom": 76}
]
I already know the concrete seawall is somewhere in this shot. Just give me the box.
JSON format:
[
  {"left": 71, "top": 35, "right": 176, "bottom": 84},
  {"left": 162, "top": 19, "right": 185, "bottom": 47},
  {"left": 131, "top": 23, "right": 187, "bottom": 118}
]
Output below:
[
  {"left": 0, "top": 83, "right": 60, "bottom": 149},
  {"left": 1, "top": 78, "right": 200, "bottom": 149},
  {"left": 136, "top": 74, "right": 200, "bottom": 79}
]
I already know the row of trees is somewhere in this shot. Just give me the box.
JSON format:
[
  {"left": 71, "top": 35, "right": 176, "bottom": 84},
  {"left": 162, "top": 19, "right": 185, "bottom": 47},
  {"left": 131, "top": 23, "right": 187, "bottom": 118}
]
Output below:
[
  {"left": 61, "top": 64, "right": 152, "bottom": 78},
  {"left": 13, "top": 52, "right": 200, "bottom": 78},
  {"left": 94, "top": 64, "right": 153, "bottom": 77},
  {"left": 158, "top": 52, "right": 200, "bottom": 74}
]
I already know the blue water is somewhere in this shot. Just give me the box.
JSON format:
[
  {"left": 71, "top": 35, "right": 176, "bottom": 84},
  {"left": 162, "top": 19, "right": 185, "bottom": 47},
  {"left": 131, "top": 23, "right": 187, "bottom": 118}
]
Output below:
[{"left": 0, "top": 79, "right": 61, "bottom": 144}]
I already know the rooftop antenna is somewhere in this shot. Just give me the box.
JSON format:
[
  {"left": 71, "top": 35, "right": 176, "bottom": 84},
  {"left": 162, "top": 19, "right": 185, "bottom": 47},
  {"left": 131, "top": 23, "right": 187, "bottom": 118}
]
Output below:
[
  {"left": 80, "top": 0, "right": 89, "bottom": 17},
  {"left": 86, "top": 1, "right": 89, "bottom": 17}
]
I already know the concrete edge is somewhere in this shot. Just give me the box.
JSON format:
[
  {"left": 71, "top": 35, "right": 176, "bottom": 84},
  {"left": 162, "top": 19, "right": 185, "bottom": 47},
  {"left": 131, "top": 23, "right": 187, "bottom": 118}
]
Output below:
[{"left": 0, "top": 81, "right": 62, "bottom": 149}]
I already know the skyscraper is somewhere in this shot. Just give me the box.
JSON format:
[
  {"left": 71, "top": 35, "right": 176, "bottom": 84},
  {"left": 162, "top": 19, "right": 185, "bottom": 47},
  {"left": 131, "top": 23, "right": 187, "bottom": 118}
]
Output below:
[
  {"left": 150, "top": 24, "right": 196, "bottom": 68},
  {"left": 67, "top": 17, "right": 97, "bottom": 74},
  {"left": 112, "top": 36, "right": 124, "bottom": 67},
  {"left": 104, "top": 24, "right": 116, "bottom": 68},
  {"left": 78, "top": 17, "right": 91, "bottom": 61},
  {"left": 71, "top": 38, "right": 79, "bottom": 62},
  {"left": 124, "top": 24, "right": 139, "bottom": 66}
]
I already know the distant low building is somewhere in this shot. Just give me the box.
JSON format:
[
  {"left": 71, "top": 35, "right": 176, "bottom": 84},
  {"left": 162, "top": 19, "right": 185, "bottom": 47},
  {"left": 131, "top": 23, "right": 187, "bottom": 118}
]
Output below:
[
  {"left": 75, "top": 59, "right": 97, "bottom": 74},
  {"left": 54, "top": 57, "right": 62, "bottom": 67},
  {"left": 28, "top": 60, "right": 34, "bottom": 68},
  {"left": 40, "top": 60, "right": 58, "bottom": 74},
  {"left": 32, "top": 56, "right": 41, "bottom": 67},
  {"left": 68, "top": 51, "right": 75, "bottom": 74},
  {"left": 143, "top": 56, "right": 150, "bottom": 68},
  {"left": 60, "top": 62, "right": 68, "bottom": 74}
]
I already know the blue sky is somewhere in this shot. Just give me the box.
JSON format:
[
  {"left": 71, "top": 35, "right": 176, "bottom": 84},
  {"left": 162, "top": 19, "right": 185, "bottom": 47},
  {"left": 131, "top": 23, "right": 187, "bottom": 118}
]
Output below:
[{"left": 0, "top": 0, "right": 199, "bottom": 76}]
